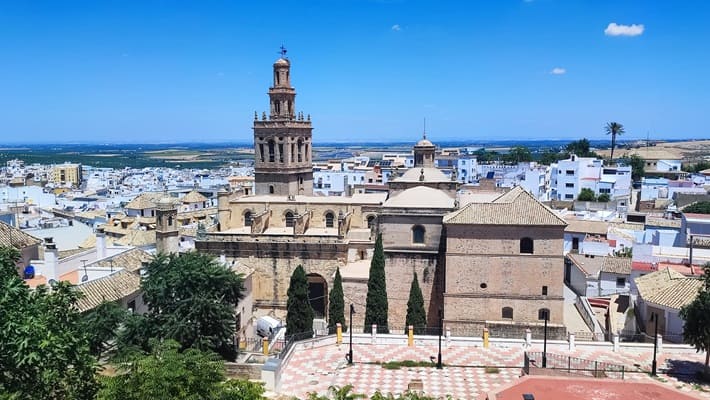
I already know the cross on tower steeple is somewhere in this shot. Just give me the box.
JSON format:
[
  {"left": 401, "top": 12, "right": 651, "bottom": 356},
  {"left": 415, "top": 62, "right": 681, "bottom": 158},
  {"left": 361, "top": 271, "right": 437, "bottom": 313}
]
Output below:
[{"left": 279, "top": 45, "right": 288, "bottom": 59}]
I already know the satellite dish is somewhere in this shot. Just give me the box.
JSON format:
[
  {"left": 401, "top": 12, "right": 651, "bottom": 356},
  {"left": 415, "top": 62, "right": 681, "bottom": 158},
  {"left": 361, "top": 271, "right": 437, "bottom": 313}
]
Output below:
[
  {"left": 81, "top": 274, "right": 89, "bottom": 282},
  {"left": 47, "top": 279, "right": 57, "bottom": 286}
]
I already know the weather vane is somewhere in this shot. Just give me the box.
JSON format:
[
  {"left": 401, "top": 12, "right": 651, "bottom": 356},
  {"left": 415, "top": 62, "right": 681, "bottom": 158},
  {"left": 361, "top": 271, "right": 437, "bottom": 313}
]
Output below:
[{"left": 279, "top": 45, "right": 288, "bottom": 59}]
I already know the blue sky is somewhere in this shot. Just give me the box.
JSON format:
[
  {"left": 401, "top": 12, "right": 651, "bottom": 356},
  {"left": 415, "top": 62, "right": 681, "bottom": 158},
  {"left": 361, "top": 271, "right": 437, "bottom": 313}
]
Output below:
[{"left": 1, "top": 0, "right": 709, "bottom": 144}]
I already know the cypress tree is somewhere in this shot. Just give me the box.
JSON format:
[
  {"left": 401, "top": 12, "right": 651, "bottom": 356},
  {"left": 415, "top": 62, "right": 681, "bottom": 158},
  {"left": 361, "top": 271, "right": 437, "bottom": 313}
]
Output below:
[
  {"left": 286, "top": 265, "right": 314, "bottom": 337},
  {"left": 364, "top": 233, "right": 389, "bottom": 333},
  {"left": 405, "top": 272, "right": 426, "bottom": 334},
  {"left": 328, "top": 267, "right": 346, "bottom": 332}
]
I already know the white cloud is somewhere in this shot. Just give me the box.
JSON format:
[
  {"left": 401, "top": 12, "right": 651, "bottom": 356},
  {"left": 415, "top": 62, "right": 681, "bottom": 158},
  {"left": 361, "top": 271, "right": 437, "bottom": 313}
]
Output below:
[
  {"left": 391, "top": 24, "right": 401, "bottom": 31},
  {"left": 604, "top": 22, "right": 645, "bottom": 37},
  {"left": 550, "top": 67, "right": 566, "bottom": 75}
]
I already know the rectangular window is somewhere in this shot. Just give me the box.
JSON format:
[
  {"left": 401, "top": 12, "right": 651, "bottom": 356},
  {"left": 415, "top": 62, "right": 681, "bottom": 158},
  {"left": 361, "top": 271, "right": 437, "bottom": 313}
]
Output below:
[
  {"left": 542, "top": 286, "right": 548, "bottom": 296},
  {"left": 599, "top": 188, "right": 611, "bottom": 194},
  {"left": 565, "top": 183, "right": 574, "bottom": 188},
  {"left": 564, "top": 194, "right": 574, "bottom": 199},
  {"left": 616, "top": 277, "right": 626, "bottom": 288},
  {"left": 566, "top": 170, "right": 575, "bottom": 175}
]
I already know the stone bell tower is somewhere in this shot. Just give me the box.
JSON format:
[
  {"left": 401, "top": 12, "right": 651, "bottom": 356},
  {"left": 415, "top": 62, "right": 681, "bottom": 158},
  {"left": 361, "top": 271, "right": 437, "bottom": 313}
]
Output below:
[
  {"left": 253, "top": 47, "right": 313, "bottom": 196},
  {"left": 155, "top": 195, "right": 179, "bottom": 254}
]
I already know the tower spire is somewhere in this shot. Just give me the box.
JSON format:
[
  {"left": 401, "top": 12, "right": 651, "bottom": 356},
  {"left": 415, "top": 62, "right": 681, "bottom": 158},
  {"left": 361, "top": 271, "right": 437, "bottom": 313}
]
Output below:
[{"left": 423, "top": 117, "right": 427, "bottom": 140}]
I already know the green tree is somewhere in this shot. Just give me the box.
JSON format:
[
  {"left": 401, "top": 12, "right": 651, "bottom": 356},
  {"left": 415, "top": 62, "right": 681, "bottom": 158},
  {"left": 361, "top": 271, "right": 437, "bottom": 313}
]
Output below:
[
  {"left": 504, "top": 145, "right": 532, "bottom": 164},
  {"left": 286, "top": 265, "right": 314, "bottom": 337},
  {"left": 405, "top": 272, "right": 426, "bottom": 334},
  {"left": 328, "top": 267, "right": 346, "bottom": 332},
  {"left": 683, "top": 161, "right": 710, "bottom": 173},
  {"left": 365, "top": 234, "right": 389, "bottom": 333},
  {"left": 604, "top": 122, "right": 625, "bottom": 160},
  {"left": 683, "top": 201, "right": 710, "bottom": 214},
  {"left": 565, "top": 138, "right": 599, "bottom": 158},
  {"left": 539, "top": 150, "right": 562, "bottom": 165},
  {"left": 83, "top": 301, "right": 129, "bottom": 358},
  {"left": 597, "top": 193, "right": 611, "bottom": 202},
  {"left": 121, "top": 251, "right": 244, "bottom": 360},
  {"left": 98, "top": 340, "right": 265, "bottom": 400},
  {"left": 577, "top": 188, "right": 597, "bottom": 201},
  {"left": 679, "top": 264, "right": 710, "bottom": 376},
  {"left": 308, "top": 385, "right": 366, "bottom": 400},
  {"left": 620, "top": 154, "right": 645, "bottom": 181},
  {"left": 0, "top": 246, "right": 98, "bottom": 400}
]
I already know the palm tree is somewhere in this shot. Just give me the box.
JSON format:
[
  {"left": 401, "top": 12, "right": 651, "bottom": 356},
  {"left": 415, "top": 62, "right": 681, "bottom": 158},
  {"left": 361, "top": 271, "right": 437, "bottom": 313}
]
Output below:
[{"left": 604, "top": 122, "right": 625, "bottom": 161}]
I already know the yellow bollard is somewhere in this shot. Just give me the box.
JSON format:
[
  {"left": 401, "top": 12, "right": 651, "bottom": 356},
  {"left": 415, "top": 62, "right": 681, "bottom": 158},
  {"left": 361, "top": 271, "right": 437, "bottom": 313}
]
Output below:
[
  {"left": 483, "top": 327, "right": 489, "bottom": 348},
  {"left": 336, "top": 323, "right": 343, "bottom": 344},
  {"left": 263, "top": 337, "right": 269, "bottom": 356},
  {"left": 408, "top": 325, "right": 414, "bottom": 347},
  {"left": 239, "top": 337, "right": 246, "bottom": 350}
]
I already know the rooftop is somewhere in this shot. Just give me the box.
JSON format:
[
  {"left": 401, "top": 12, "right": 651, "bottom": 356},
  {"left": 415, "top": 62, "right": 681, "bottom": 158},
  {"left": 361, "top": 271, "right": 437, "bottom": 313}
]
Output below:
[
  {"left": 75, "top": 270, "right": 141, "bottom": 312},
  {"left": 444, "top": 186, "right": 566, "bottom": 226},
  {"left": 634, "top": 267, "right": 703, "bottom": 310},
  {"left": 383, "top": 186, "right": 455, "bottom": 209}
]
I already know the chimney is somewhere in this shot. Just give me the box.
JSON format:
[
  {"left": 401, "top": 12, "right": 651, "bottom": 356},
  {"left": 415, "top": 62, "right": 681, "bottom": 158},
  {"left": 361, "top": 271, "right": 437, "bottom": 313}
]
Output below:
[
  {"left": 96, "top": 227, "right": 106, "bottom": 260},
  {"left": 44, "top": 238, "right": 59, "bottom": 283}
]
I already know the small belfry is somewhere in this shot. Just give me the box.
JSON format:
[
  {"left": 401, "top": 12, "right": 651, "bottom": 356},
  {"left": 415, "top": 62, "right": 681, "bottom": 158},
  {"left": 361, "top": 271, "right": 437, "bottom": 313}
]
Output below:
[
  {"left": 155, "top": 194, "right": 179, "bottom": 254},
  {"left": 253, "top": 47, "right": 314, "bottom": 196}
]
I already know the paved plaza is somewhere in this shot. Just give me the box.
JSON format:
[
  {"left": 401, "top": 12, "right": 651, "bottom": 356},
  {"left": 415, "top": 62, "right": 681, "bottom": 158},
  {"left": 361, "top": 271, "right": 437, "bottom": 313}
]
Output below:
[{"left": 278, "top": 340, "right": 710, "bottom": 399}]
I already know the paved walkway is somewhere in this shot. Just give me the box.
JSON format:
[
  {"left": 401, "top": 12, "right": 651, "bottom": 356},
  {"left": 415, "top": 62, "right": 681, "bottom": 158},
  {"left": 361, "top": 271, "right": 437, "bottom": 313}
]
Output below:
[{"left": 278, "top": 341, "right": 710, "bottom": 399}]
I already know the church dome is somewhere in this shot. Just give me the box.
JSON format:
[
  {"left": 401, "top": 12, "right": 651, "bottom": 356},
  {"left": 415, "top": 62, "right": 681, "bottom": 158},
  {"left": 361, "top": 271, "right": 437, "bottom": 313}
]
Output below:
[
  {"left": 415, "top": 138, "right": 434, "bottom": 147},
  {"left": 274, "top": 58, "right": 290, "bottom": 67}
]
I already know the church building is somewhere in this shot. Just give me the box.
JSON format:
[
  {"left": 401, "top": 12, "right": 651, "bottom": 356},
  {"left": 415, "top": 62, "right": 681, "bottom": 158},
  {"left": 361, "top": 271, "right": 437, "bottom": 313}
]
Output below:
[{"left": 196, "top": 53, "right": 567, "bottom": 339}]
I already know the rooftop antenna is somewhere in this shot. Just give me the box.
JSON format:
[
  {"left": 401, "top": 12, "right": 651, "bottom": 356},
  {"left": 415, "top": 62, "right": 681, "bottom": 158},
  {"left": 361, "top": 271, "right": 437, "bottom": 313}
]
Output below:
[{"left": 278, "top": 45, "right": 288, "bottom": 59}]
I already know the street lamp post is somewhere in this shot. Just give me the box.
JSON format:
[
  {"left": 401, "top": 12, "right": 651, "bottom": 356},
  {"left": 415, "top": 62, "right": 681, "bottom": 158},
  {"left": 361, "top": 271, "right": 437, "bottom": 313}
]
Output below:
[
  {"left": 542, "top": 311, "right": 548, "bottom": 368},
  {"left": 437, "top": 308, "right": 443, "bottom": 369},
  {"left": 348, "top": 304, "right": 355, "bottom": 365},
  {"left": 651, "top": 313, "right": 659, "bottom": 376}
]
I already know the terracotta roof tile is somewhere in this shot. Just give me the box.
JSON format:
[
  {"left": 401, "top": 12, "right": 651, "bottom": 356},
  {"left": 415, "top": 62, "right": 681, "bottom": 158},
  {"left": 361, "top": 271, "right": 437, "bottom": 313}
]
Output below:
[
  {"left": 600, "top": 257, "right": 632, "bottom": 274},
  {"left": 181, "top": 190, "right": 208, "bottom": 203},
  {"left": 0, "top": 221, "right": 42, "bottom": 249},
  {"left": 76, "top": 270, "right": 141, "bottom": 312},
  {"left": 444, "top": 186, "right": 567, "bottom": 226},
  {"left": 635, "top": 268, "right": 703, "bottom": 309}
]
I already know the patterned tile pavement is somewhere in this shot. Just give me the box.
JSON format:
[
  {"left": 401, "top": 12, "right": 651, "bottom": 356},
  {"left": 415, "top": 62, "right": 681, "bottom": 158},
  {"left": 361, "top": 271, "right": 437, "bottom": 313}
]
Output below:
[{"left": 278, "top": 341, "right": 710, "bottom": 399}]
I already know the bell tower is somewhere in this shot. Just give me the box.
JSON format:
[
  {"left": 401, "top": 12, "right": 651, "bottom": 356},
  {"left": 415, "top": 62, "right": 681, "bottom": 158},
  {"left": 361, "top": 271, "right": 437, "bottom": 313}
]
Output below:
[
  {"left": 253, "top": 47, "right": 314, "bottom": 196},
  {"left": 156, "top": 195, "right": 179, "bottom": 254}
]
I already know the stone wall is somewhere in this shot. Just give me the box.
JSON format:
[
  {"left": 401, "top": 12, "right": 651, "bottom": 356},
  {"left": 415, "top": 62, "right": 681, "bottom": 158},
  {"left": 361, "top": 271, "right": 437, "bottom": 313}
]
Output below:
[
  {"left": 445, "top": 224, "right": 565, "bottom": 325},
  {"left": 224, "top": 362, "right": 264, "bottom": 380},
  {"left": 384, "top": 252, "right": 445, "bottom": 329}
]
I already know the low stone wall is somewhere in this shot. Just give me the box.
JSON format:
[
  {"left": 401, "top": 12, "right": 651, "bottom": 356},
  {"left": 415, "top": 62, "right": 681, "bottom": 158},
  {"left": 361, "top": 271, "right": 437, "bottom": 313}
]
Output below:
[{"left": 224, "top": 362, "right": 263, "bottom": 380}]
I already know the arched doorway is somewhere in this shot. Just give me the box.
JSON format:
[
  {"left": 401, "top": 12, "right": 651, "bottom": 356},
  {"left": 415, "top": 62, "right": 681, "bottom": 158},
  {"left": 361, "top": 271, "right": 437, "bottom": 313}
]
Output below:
[{"left": 306, "top": 273, "right": 328, "bottom": 319}]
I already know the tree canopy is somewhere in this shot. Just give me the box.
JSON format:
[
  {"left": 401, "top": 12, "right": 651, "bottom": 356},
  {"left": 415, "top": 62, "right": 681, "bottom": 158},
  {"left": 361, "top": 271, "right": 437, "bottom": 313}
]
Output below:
[
  {"left": 577, "top": 188, "right": 597, "bottom": 202},
  {"left": 683, "top": 201, "right": 710, "bottom": 214},
  {"left": 365, "top": 234, "right": 389, "bottom": 333},
  {"left": 0, "top": 246, "right": 98, "bottom": 400},
  {"left": 619, "top": 154, "right": 645, "bottom": 181},
  {"left": 604, "top": 122, "right": 625, "bottom": 160},
  {"left": 120, "top": 251, "right": 244, "bottom": 360},
  {"left": 679, "top": 264, "right": 710, "bottom": 375},
  {"left": 405, "top": 272, "right": 426, "bottom": 334},
  {"left": 286, "top": 265, "right": 314, "bottom": 337},
  {"left": 565, "top": 138, "right": 600, "bottom": 158},
  {"left": 328, "top": 267, "right": 346, "bottom": 332},
  {"left": 98, "top": 340, "right": 265, "bottom": 400},
  {"left": 503, "top": 146, "right": 533, "bottom": 164}
]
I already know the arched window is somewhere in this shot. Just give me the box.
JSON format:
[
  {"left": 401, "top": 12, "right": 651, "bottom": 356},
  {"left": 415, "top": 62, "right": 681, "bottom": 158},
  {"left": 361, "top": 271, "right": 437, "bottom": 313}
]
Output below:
[
  {"left": 367, "top": 215, "right": 376, "bottom": 229},
  {"left": 268, "top": 140, "right": 276, "bottom": 162},
  {"left": 502, "top": 307, "right": 513, "bottom": 319},
  {"left": 538, "top": 308, "right": 550, "bottom": 321},
  {"left": 167, "top": 215, "right": 173, "bottom": 226},
  {"left": 244, "top": 211, "right": 253, "bottom": 227},
  {"left": 520, "top": 237, "right": 534, "bottom": 254},
  {"left": 325, "top": 212, "right": 335, "bottom": 228},
  {"left": 412, "top": 225, "right": 425, "bottom": 244},
  {"left": 297, "top": 140, "right": 303, "bottom": 162},
  {"left": 285, "top": 211, "right": 295, "bottom": 228},
  {"left": 269, "top": 185, "right": 274, "bottom": 194}
]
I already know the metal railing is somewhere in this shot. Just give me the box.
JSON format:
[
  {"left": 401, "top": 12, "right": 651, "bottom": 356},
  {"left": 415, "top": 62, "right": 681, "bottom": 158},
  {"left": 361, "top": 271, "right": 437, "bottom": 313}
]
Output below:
[{"left": 524, "top": 351, "right": 626, "bottom": 379}]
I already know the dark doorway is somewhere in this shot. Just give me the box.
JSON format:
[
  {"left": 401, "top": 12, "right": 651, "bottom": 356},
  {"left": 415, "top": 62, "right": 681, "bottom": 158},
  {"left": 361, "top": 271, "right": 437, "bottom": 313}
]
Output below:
[
  {"left": 307, "top": 274, "right": 328, "bottom": 319},
  {"left": 572, "top": 237, "right": 579, "bottom": 251}
]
